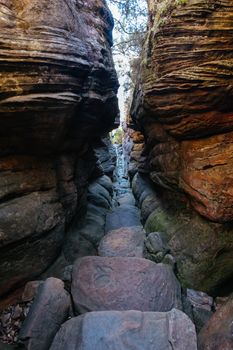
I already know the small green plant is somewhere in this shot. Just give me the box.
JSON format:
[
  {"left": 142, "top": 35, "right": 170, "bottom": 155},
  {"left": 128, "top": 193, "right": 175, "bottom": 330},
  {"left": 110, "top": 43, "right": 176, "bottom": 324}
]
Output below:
[
  {"left": 158, "top": 17, "right": 168, "bottom": 27},
  {"left": 111, "top": 127, "right": 123, "bottom": 144},
  {"left": 175, "top": 0, "right": 188, "bottom": 5}
]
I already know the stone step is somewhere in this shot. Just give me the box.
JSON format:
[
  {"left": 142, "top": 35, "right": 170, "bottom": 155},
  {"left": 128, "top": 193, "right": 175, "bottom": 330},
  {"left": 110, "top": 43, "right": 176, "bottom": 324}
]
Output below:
[
  {"left": 117, "top": 192, "right": 136, "bottom": 206},
  {"left": 98, "top": 226, "right": 145, "bottom": 258},
  {"left": 105, "top": 204, "right": 141, "bottom": 232},
  {"left": 71, "top": 256, "right": 182, "bottom": 315},
  {"left": 50, "top": 309, "right": 197, "bottom": 350}
]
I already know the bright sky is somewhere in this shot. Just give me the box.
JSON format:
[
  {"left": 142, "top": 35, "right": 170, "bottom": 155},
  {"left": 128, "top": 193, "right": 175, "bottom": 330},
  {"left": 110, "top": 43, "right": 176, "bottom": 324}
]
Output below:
[
  {"left": 107, "top": 1, "right": 148, "bottom": 125},
  {"left": 108, "top": 3, "right": 130, "bottom": 123}
]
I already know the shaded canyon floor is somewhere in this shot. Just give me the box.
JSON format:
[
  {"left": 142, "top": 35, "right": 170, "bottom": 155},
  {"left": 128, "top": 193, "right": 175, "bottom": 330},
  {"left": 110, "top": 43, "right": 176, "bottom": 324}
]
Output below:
[{"left": 0, "top": 146, "right": 232, "bottom": 350}]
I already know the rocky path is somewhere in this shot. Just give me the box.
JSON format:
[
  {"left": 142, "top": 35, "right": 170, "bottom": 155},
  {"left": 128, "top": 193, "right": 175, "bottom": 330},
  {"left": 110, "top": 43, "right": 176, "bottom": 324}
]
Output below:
[{"left": 14, "top": 148, "right": 198, "bottom": 349}]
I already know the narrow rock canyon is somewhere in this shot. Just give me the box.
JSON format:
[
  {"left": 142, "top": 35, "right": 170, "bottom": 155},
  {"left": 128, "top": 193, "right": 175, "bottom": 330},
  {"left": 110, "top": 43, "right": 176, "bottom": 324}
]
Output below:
[{"left": 0, "top": 0, "right": 233, "bottom": 349}]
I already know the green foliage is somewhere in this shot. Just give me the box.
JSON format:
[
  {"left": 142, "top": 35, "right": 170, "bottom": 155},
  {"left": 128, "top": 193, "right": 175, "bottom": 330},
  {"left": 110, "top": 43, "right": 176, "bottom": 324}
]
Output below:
[
  {"left": 107, "top": 1, "right": 148, "bottom": 77},
  {"left": 175, "top": 0, "right": 188, "bottom": 5},
  {"left": 106, "top": 0, "right": 148, "bottom": 112},
  {"left": 108, "top": 0, "right": 148, "bottom": 45},
  {"left": 111, "top": 127, "right": 123, "bottom": 144}
]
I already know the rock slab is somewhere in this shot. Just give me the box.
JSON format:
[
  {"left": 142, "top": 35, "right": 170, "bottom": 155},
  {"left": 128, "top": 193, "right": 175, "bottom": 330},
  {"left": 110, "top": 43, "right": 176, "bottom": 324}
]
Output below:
[
  {"left": 50, "top": 309, "right": 197, "bottom": 350},
  {"left": 105, "top": 205, "right": 141, "bottom": 232},
  {"left": 19, "top": 277, "right": 71, "bottom": 350},
  {"left": 98, "top": 226, "right": 145, "bottom": 257},
  {"left": 71, "top": 256, "right": 181, "bottom": 314}
]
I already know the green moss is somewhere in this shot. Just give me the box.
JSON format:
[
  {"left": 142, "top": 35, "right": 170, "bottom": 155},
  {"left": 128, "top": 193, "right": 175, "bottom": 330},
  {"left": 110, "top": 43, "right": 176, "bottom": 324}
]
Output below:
[
  {"left": 175, "top": 0, "right": 188, "bottom": 5},
  {"left": 144, "top": 202, "right": 233, "bottom": 294},
  {"left": 144, "top": 208, "right": 184, "bottom": 241}
]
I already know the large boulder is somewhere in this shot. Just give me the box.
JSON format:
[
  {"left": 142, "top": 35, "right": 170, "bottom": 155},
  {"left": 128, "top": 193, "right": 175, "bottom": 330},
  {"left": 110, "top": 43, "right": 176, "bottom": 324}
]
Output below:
[
  {"left": 143, "top": 192, "right": 233, "bottom": 294},
  {"left": 0, "top": 0, "right": 118, "bottom": 300},
  {"left": 98, "top": 226, "right": 145, "bottom": 258},
  {"left": 105, "top": 204, "right": 141, "bottom": 232},
  {"left": 50, "top": 309, "right": 197, "bottom": 350},
  {"left": 71, "top": 256, "right": 182, "bottom": 314}
]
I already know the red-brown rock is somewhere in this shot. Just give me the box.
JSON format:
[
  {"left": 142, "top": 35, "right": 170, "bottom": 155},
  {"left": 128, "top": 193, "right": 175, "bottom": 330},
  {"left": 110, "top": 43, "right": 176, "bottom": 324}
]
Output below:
[
  {"left": 180, "top": 132, "right": 233, "bottom": 222},
  {"left": 71, "top": 256, "right": 182, "bottom": 314},
  {"left": 198, "top": 293, "right": 233, "bottom": 350},
  {"left": 130, "top": 0, "right": 233, "bottom": 295},
  {"left": 131, "top": 0, "right": 233, "bottom": 222}
]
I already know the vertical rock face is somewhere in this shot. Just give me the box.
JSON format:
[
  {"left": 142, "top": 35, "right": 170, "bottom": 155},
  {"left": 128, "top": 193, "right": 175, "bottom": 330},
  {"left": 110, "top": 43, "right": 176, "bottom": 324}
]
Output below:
[
  {"left": 0, "top": 0, "right": 119, "bottom": 299},
  {"left": 131, "top": 0, "right": 233, "bottom": 293}
]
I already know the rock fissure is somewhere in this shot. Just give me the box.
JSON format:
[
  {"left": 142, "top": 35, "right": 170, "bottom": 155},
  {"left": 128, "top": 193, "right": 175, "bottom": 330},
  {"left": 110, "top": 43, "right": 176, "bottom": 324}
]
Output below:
[{"left": 0, "top": 0, "right": 233, "bottom": 349}]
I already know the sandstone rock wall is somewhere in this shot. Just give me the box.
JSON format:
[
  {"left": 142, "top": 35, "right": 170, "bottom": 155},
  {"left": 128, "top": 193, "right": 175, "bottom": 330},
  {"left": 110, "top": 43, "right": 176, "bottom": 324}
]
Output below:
[
  {"left": 130, "top": 0, "right": 233, "bottom": 294},
  {"left": 0, "top": 0, "right": 119, "bottom": 300},
  {"left": 131, "top": 0, "right": 233, "bottom": 222}
]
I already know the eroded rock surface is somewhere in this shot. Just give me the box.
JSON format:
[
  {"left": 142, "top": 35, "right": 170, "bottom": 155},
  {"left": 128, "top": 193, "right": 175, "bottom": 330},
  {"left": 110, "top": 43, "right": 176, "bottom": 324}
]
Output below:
[
  {"left": 71, "top": 256, "right": 182, "bottom": 314},
  {"left": 182, "top": 289, "right": 214, "bottom": 333},
  {"left": 98, "top": 226, "right": 145, "bottom": 258},
  {"left": 130, "top": 0, "right": 233, "bottom": 293},
  {"left": 131, "top": 0, "right": 233, "bottom": 222},
  {"left": 50, "top": 309, "right": 197, "bottom": 350},
  {"left": 133, "top": 173, "right": 233, "bottom": 294},
  {"left": 105, "top": 204, "right": 141, "bottom": 232},
  {"left": 0, "top": 0, "right": 119, "bottom": 300}
]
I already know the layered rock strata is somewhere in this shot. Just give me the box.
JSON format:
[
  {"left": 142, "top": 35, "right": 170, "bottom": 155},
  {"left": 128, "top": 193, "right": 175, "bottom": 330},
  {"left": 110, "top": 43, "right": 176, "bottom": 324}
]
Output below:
[
  {"left": 0, "top": 0, "right": 119, "bottom": 301},
  {"left": 130, "top": 0, "right": 233, "bottom": 293}
]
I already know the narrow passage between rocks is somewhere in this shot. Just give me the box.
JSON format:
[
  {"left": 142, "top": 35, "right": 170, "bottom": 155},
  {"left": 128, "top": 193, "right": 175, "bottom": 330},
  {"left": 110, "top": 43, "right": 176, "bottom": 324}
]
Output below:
[
  {"left": 0, "top": 0, "right": 232, "bottom": 349},
  {"left": 16, "top": 145, "right": 198, "bottom": 350}
]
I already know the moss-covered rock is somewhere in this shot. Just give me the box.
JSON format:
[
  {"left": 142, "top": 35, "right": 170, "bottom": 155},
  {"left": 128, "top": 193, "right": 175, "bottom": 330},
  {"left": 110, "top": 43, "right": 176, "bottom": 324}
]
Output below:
[{"left": 145, "top": 202, "right": 233, "bottom": 295}]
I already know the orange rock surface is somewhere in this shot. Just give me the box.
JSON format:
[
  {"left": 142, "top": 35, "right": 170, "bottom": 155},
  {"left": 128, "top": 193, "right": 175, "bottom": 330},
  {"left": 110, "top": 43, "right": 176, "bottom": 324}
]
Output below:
[{"left": 131, "top": 0, "right": 233, "bottom": 222}]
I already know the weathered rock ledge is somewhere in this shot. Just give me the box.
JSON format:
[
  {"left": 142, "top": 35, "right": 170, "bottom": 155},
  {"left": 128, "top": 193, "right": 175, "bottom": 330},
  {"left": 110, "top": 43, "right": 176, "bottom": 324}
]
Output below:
[
  {"left": 131, "top": 0, "right": 233, "bottom": 223},
  {"left": 130, "top": 0, "right": 233, "bottom": 295},
  {"left": 0, "top": 0, "right": 119, "bottom": 301}
]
